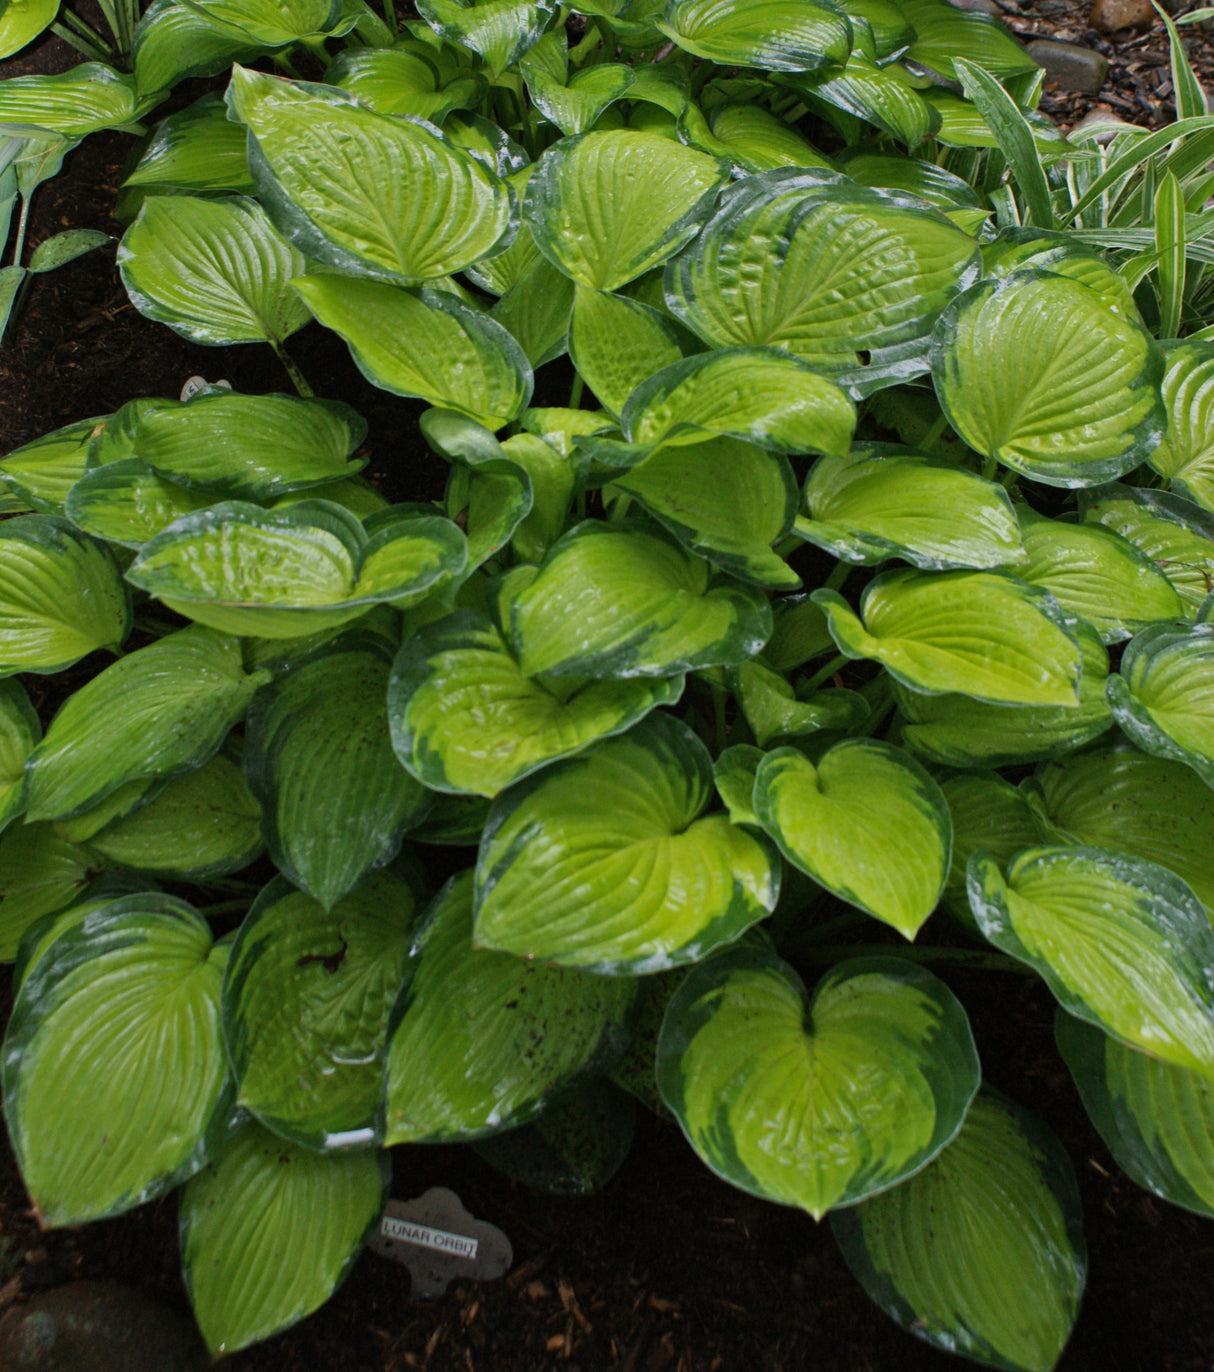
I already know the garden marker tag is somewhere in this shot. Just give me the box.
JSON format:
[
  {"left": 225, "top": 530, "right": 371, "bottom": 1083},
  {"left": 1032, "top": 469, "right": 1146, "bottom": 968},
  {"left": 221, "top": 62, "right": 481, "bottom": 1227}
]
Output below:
[
  {"left": 368, "top": 1187, "right": 512, "bottom": 1298},
  {"left": 178, "top": 375, "right": 233, "bottom": 401}
]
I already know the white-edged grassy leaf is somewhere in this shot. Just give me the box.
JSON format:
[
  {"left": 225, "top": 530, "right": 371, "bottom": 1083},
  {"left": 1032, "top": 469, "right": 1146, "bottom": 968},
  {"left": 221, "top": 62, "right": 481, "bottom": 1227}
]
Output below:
[
  {"left": 226, "top": 66, "right": 514, "bottom": 284},
  {"left": 665, "top": 169, "right": 981, "bottom": 396},
  {"left": 0, "top": 679, "right": 39, "bottom": 834},
  {"left": 656, "top": 0, "right": 852, "bottom": 71},
  {"left": 388, "top": 608, "right": 683, "bottom": 798},
  {"left": 474, "top": 713, "right": 779, "bottom": 973},
  {"left": 0, "top": 63, "right": 138, "bottom": 137},
  {"left": 25, "top": 626, "right": 268, "bottom": 822},
  {"left": 131, "top": 390, "right": 366, "bottom": 499},
  {"left": 415, "top": 0, "right": 554, "bottom": 76},
  {"left": 1107, "top": 623, "right": 1214, "bottom": 787},
  {"left": 243, "top": 638, "right": 430, "bottom": 908},
  {"left": 1149, "top": 341, "right": 1214, "bottom": 511},
  {"left": 897, "top": 618, "right": 1113, "bottom": 768},
  {"left": 954, "top": 58, "right": 1053, "bottom": 230},
  {"left": 1024, "top": 748, "right": 1214, "bottom": 911},
  {"left": 2, "top": 895, "right": 232, "bottom": 1225},
  {"left": 932, "top": 271, "right": 1166, "bottom": 487},
  {"left": 1057, "top": 1010, "right": 1214, "bottom": 1220},
  {"left": 85, "top": 755, "right": 263, "bottom": 882},
  {"left": 223, "top": 871, "right": 418, "bottom": 1151},
  {"left": 524, "top": 129, "right": 728, "bottom": 292},
  {"left": 0, "top": 825, "right": 105, "bottom": 961},
  {"left": 508, "top": 520, "right": 772, "bottom": 678},
  {"left": 832, "top": 1089, "right": 1085, "bottom": 1372},
  {"left": 1080, "top": 484, "right": 1214, "bottom": 613},
  {"left": 294, "top": 277, "right": 532, "bottom": 431},
  {"left": 940, "top": 772, "right": 1045, "bottom": 930},
  {"left": 1014, "top": 504, "right": 1184, "bottom": 643},
  {"left": 813, "top": 568, "right": 1082, "bottom": 706},
  {"left": 657, "top": 948, "right": 980, "bottom": 1219},
  {"left": 799, "top": 446, "right": 1025, "bottom": 569},
  {"left": 126, "top": 500, "right": 467, "bottom": 638},
  {"left": 754, "top": 740, "right": 950, "bottom": 939},
  {"left": 64, "top": 460, "right": 216, "bottom": 549},
  {"left": 0, "top": 416, "right": 105, "bottom": 515},
  {"left": 180, "top": 1118, "right": 388, "bottom": 1356},
  {"left": 969, "top": 846, "right": 1214, "bottom": 1077},
  {"left": 735, "top": 661, "right": 869, "bottom": 746},
  {"left": 384, "top": 870, "right": 635, "bottom": 1143},
  {"left": 118, "top": 195, "right": 311, "bottom": 346}
]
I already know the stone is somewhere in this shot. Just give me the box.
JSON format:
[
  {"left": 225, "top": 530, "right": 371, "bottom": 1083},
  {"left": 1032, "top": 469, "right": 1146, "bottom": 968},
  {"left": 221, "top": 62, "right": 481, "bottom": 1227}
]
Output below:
[
  {"left": 368, "top": 1188, "right": 513, "bottom": 1300},
  {"left": 948, "top": 0, "right": 1003, "bottom": 14},
  {"left": 1026, "top": 39, "right": 1110, "bottom": 94},
  {"left": 0, "top": 1282, "right": 207, "bottom": 1372},
  {"left": 1089, "top": 0, "right": 1155, "bottom": 30}
]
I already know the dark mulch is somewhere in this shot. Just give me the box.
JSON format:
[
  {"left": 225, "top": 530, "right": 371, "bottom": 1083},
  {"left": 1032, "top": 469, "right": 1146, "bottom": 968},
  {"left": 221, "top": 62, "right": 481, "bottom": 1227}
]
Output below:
[{"left": 2, "top": 11, "right": 1214, "bottom": 1372}]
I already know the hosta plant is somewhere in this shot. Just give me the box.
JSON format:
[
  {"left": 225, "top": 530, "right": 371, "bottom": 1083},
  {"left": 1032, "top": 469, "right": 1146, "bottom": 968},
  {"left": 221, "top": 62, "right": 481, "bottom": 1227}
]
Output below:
[{"left": 4, "top": 1, "right": 1214, "bottom": 1367}]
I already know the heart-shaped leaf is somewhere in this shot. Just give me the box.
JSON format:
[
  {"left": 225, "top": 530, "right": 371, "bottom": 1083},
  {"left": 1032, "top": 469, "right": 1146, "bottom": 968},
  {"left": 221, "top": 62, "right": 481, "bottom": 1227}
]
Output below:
[
  {"left": 64, "top": 460, "right": 216, "bottom": 549},
  {"left": 491, "top": 251, "right": 576, "bottom": 368},
  {"left": 0, "top": 515, "right": 130, "bottom": 675},
  {"left": 120, "top": 93, "right": 254, "bottom": 208},
  {"left": 0, "top": 63, "right": 138, "bottom": 137},
  {"left": 0, "top": 0, "right": 58, "bottom": 60},
  {"left": 384, "top": 871, "right": 635, "bottom": 1143},
  {"left": 326, "top": 44, "right": 485, "bottom": 122},
  {"left": 119, "top": 195, "right": 311, "bottom": 346},
  {"left": 520, "top": 31, "right": 635, "bottom": 135},
  {"left": 814, "top": 569, "right": 1082, "bottom": 706},
  {"left": 474, "top": 712, "right": 779, "bottom": 972},
  {"left": 706, "top": 102, "right": 833, "bottom": 172},
  {"left": 657, "top": 948, "right": 980, "bottom": 1219},
  {"left": 790, "top": 56, "right": 942, "bottom": 149},
  {"left": 755, "top": 740, "right": 951, "bottom": 939},
  {"left": 226, "top": 65, "right": 514, "bottom": 283},
  {"left": 568, "top": 285, "right": 695, "bottom": 418},
  {"left": 657, "top": 0, "right": 852, "bottom": 71},
  {"left": 1149, "top": 341, "right": 1214, "bottom": 511},
  {"left": 415, "top": 0, "right": 554, "bottom": 76},
  {"left": 832, "top": 1089, "right": 1085, "bottom": 1372},
  {"left": 933, "top": 271, "right": 1166, "bottom": 487},
  {"left": 244, "top": 637, "right": 431, "bottom": 908},
  {"left": 180, "top": 1118, "right": 388, "bottom": 1356},
  {"left": 735, "top": 662, "right": 868, "bottom": 746},
  {"left": 1, "top": 416, "right": 105, "bottom": 516},
  {"left": 509, "top": 521, "right": 772, "bottom": 678},
  {"left": 181, "top": 0, "right": 352, "bottom": 45},
  {"left": 940, "top": 772, "right": 1045, "bottom": 929},
  {"left": 2, "top": 894, "right": 232, "bottom": 1225},
  {"left": 132, "top": 0, "right": 263, "bottom": 101},
  {"left": 1081, "top": 484, "right": 1214, "bottom": 613},
  {"left": 223, "top": 871, "right": 418, "bottom": 1150},
  {"left": 0, "top": 824, "right": 105, "bottom": 960},
  {"left": 389, "top": 608, "right": 683, "bottom": 798},
  {"left": 1057, "top": 1010, "right": 1214, "bottom": 1220},
  {"left": 900, "top": 0, "right": 1041, "bottom": 79},
  {"left": 25, "top": 626, "right": 268, "bottom": 822},
  {"left": 969, "top": 846, "right": 1214, "bottom": 1077},
  {"left": 0, "top": 680, "right": 39, "bottom": 834}
]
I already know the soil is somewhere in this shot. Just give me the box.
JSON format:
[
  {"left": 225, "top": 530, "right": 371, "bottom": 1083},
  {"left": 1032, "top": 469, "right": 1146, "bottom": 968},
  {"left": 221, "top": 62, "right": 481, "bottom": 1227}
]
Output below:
[{"left": 2, "top": 10, "right": 1214, "bottom": 1372}]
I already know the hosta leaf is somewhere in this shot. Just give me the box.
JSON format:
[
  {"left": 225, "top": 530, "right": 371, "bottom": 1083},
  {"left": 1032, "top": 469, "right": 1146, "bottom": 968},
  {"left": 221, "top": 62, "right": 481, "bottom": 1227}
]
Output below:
[
  {"left": 713, "top": 743, "right": 764, "bottom": 826},
  {"left": 982, "top": 231, "right": 1138, "bottom": 319},
  {"left": 0, "top": 680, "right": 39, "bottom": 833},
  {"left": 940, "top": 772, "right": 1044, "bottom": 929},
  {"left": 763, "top": 594, "right": 835, "bottom": 672},
  {"left": 2, "top": 895, "right": 231, "bottom": 1225},
  {"left": 384, "top": 871, "right": 635, "bottom": 1142},
  {"left": 120, "top": 94, "right": 254, "bottom": 205},
  {"left": 754, "top": 740, "right": 950, "bottom": 939},
  {"left": 932, "top": 272, "right": 1166, "bottom": 487},
  {"left": 64, "top": 460, "right": 215, "bottom": 549},
  {"left": 665, "top": 170, "right": 980, "bottom": 395},
  {"left": 327, "top": 44, "right": 484, "bottom": 122},
  {"left": 656, "top": 0, "right": 852, "bottom": 71},
  {"left": 180, "top": 1119, "right": 388, "bottom": 1356},
  {"left": 416, "top": 0, "right": 553, "bottom": 76},
  {"left": 0, "top": 824, "right": 102, "bottom": 960},
  {"left": 832, "top": 1089, "right": 1085, "bottom": 1372},
  {"left": 799, "top": 446, "right": 1024, "bottom": 569},
  {"left": 388, "top": 609, "right": 683, "bottom": 797},
  {"left": 706, "top": 103, "right": 832, "bottom": 172},
  {"left": 509, "top": 521, "right": 771, "bottom": 678},
  {"left": 839, "top": 149, "right": 985, "bottom": 212},
  {"left": 491, "top": 252, "right": 575, "bottom": 368},
  {"left": 474, "top": 713, "right": 779, "bottom": 972},
  {"left": 1107, "top": 623, "right": 1214, "bottom": 787},
  {"left": 898, "top": 618, "right": 1113, "bottom": 768},
  {"left": 227, "top": 66, "right": 514, "bottom": 284},
  {"left": 244, "top": 639, "right": 430, "bottom": 908},
  {"left": 1081, "top": 484, "right": 1214, "bottom": 614},
  {"left": 52, "top": 776, "right": 161, "bottom": 846},
  {"left": 657, "top": 949, "right": 980, "bottom": 1219},
  {"left": 1014, "top": 505, "right": 1183, "bottom": 642},
  {"left": 182, "top": 0, "right": 349, "bottom": 45},
  {"left": 792, "top": 55, "right": 941, "bottom": 150},
  {"left": 1024, "top": 748, "right": 1214, "bottom": 910},
  {"left": 0, "top": 64, "right": 137, "bottom": 137},
  {"left": 0, "top": 516, "right": 130, "bottom": 675},
  {"left": 127, "top": 501, "right": 467, "bottom": 638},
  {"left": 86, "top": 755, "right": 263, "bottom": 881},
  {"left": 524, "top": 129, "right": 727, "bottom": 292},
  {"left": 294, "top": 277, "right": 532, "bottom": 431},
  {"left": 1148, "top": 340, "right": 1214, "bottom": 512},
  {"left": 612, "top": 436, "right": 801, "bottom": 589},
  {"left": 568, "top": 285, "right": 695, "bottom": 418},
  {"left": 520, "top": 33, "right": 635, "bottom": 136},
  {"left": 735, "top": 661, "right": 869, "bottom": 746},
  {"left": 465, "top": 168, "right": 539, "bottom": 295},
  {"left": 118, "top": 195, "right": 311, "bottom": 346},
  {"left": 131, "top": 390, "right": 365, "bottom": 498},
  {"left": 409, "top": 791, "right": 492, "bottom": 845},
  {"left": 969, "top": 846, "right": 1214, "bottom": 1077},
  {"left": 900, "top": 0, "right": 1040, "bottom": 79},
  {"left": 25, "top": 626, "right": 268, "bottom": 822},
  {"left": 813, "top": 568, "right": 1082, "bottom": 706},
  {"left": 0, "top": 416, "right": 105, "bottom": 516},
  {"left": 132, "top": 0, "right": 263, "bottom": 101},
  {"left": 0, "top": 0, "right": 58, "bottom": 59},
  {"left": 1057, "top": 1010, "right": 1214, "bottom": 1219},
  {"left": 223, "top": 872, "right": 418, "bottom": 1150}
]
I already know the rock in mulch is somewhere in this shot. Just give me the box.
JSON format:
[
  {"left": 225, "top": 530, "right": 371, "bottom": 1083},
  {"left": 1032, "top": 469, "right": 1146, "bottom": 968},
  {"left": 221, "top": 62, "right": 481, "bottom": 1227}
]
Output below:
[
  {"left": 0, "top": 1281, "right": 207, "bottom": 1372},
  {"left": 1089, "top": 0, "right": 1156, "bottom": 32},
  {"left": 1027, "top": 37, "right": 1111, "bottom": 91}
]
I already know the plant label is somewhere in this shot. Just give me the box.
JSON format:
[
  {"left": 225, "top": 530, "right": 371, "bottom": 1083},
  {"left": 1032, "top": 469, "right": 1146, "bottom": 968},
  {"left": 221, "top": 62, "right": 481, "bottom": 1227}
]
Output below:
[{"left": 367, "top": 1187, "right": 512, "bottom": 1299}]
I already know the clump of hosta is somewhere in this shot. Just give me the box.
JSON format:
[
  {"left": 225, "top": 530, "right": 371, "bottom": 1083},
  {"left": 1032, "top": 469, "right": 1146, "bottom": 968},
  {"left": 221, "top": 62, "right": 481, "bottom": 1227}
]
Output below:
[{"left": 4, "top": 1, "right": 1214, "bottom": 1367}]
